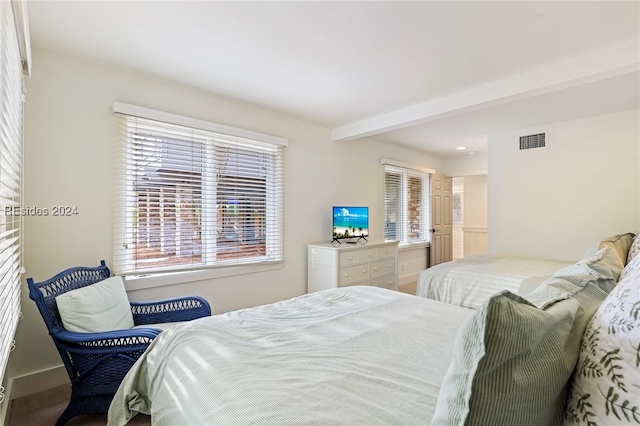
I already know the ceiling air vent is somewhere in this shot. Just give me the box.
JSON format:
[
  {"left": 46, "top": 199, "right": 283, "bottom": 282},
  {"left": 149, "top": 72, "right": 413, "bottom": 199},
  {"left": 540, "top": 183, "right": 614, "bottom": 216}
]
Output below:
[{"left": 519, "top": 132, "right": 546, "bottom": 150}]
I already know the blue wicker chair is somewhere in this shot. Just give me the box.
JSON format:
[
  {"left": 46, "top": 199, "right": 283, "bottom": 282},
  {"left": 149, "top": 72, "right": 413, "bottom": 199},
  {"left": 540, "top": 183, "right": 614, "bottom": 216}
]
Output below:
[{"left": 27, "top": 260, "right": 211, "bottom": 426}]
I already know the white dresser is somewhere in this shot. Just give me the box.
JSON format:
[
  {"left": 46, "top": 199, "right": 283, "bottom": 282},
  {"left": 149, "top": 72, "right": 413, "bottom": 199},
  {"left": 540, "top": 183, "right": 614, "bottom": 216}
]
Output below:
[{"left": 307, "top": 239, "right": 399, "bottom": 293}]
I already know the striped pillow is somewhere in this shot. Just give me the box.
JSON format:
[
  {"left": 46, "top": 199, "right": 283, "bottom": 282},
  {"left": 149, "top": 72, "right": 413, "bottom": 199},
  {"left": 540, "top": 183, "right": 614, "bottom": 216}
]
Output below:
[
  {"left": 432, "top": 276, "right": 608, "bottom": 426},
  {"left": 551, "top": 246, "right": 623, "bottom": 293}
]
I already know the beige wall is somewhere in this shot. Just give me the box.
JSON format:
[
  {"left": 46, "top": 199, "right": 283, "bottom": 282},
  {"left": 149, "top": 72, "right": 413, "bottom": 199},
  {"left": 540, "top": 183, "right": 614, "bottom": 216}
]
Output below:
[
  {"left": 488, "top": 109, "right": 640, "bottom": 261},
  {"left": 9, "top": 49, "right": 445, "bottom": 395},
  {"left": 444, "top": 152, "right": 487, "bottom": 177},
  {"left": 462, "top": 175, "right": 487, "bottom": 228}
]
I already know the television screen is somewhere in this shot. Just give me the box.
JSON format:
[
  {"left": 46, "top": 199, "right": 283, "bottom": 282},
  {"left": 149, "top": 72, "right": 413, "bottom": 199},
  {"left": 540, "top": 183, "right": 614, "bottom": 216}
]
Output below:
[{"left": 333, "top": 206, "right": 369, "bottom": 240}]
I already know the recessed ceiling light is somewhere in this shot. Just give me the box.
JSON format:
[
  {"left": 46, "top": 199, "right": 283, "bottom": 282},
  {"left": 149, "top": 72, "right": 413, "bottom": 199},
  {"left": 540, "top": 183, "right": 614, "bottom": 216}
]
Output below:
[
  {"left": 456, "top": 146, "right": 467, "bottom": 151},
  {"left": 468, "top": 151, "right": 477, "bottom": 155}
]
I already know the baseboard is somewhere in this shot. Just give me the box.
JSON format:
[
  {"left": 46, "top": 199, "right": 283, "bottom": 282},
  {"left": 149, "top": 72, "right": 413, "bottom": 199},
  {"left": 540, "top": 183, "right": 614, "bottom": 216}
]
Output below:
[
  {"left": 10, "top": 364, "right": 69, "bottom": 400},
  {"left": 0, "top": 375, "right": 12, "bottom": 426}
]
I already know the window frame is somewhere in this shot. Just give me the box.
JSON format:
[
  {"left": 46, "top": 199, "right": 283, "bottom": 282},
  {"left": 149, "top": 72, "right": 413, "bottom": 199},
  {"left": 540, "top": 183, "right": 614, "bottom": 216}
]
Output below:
[
  {"left": 112, "top": 102, "right": 287, "bottom": 282},
  {"left": 381, "top": 159, "right": 434, "bottom": 248},
  {"left": 0, "top": 0, "right": 28, "bottom": 391}
]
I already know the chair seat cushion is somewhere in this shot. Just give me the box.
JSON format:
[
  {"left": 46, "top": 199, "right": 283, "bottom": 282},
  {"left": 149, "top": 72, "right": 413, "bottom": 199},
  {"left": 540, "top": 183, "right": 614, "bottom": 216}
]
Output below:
[
  {"left": 56, "top": 276, "right": 134, "bottom": 332},
  {"left": 132, "top": 321, "right": 186, "bottom": 331}
]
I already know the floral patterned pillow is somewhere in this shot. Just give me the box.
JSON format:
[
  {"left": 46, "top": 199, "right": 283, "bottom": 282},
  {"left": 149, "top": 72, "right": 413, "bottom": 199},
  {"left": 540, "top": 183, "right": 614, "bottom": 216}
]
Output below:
[
  {"left": 625, "top": 233, "right": 640, "bottom": 266},
  {"left": 618, "top": 235, "right": 640, "bottom": 282},
  {"left": 563, "top": 252, "right": 640, "bottom": 425}
]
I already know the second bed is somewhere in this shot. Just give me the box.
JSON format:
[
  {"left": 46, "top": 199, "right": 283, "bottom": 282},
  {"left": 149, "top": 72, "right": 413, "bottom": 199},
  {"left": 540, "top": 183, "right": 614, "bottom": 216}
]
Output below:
[{"left": 416, "top": 254, "right": 572, "bottom": 309}]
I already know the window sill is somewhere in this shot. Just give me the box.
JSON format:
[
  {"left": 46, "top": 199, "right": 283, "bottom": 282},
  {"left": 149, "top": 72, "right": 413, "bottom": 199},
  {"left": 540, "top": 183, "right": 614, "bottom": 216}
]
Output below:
[
  {"left": 123, "top": 262, "right": 283, "bottom": 292},
  {"left": 398, "top": 242, "right": 430, "bottom": 252}
]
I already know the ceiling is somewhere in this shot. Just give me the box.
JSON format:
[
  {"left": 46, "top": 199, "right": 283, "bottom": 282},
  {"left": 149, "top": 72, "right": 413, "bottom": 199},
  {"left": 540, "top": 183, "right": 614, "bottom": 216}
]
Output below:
[{"left": 26, "top": 1, "right": 640, "bottom": 158}]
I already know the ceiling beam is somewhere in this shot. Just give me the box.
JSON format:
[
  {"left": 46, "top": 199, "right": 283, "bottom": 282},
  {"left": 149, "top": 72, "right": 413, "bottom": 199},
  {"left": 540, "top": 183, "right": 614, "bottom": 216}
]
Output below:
[{"left": 332, "top": 39, "right": 639, "bottom": 142}]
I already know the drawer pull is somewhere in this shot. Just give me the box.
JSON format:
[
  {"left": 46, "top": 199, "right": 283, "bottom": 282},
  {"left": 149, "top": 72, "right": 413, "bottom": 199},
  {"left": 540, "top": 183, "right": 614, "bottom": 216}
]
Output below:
[
  {"left": 368, "top": 253, "right": 372, "bottom": 257},
  {"left": 388, "top": 264, "right": 393, "bottom": 269},
  {"left": 344, "top": 273, "right": 349, "bottom": 277},
  {"left": 362, "top": 270, "right": 366, "bottom": 274},
  {"left": 348, "top": 256, "right": 353, "bottom": 260},
  {"left": 373, "top": 267, "right": 378, "bottom": 272}
]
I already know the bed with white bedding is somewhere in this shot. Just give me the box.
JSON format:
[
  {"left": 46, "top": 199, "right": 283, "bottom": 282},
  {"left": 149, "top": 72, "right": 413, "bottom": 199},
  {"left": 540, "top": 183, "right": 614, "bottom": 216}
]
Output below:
[
  {"left": 107, "top": 237, "right": 640, "bottom": 426},
  {"left": 107, "top": 286, "right": 474, "bottom": 426},
  {"left": 416, "top": 255, "right": 572, "bottom": 309}
]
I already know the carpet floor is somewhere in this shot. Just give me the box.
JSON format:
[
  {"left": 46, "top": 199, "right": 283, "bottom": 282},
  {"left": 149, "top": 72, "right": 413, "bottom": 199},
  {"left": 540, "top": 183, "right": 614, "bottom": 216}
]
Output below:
[
  {"left": 8, "top": 383, "right": 151, "bottom": 426},
  {"left": 397, "top": 281, "right": 417, "bottom": 295}
]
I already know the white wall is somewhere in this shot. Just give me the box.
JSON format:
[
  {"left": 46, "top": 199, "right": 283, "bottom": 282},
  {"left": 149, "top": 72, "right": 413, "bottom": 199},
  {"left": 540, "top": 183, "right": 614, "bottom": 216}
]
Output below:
[
  {"left": 488, "top": 109, "right": 640, "bottom": 261},
  {"left": 444, "top": 153, "right": 487, "bottom": 177},
  {"left": 462, "top": 175, "right": 487, "bottom": 228},
  {"left": 9, "top": 49, "right": 445, "bottom": 396}
]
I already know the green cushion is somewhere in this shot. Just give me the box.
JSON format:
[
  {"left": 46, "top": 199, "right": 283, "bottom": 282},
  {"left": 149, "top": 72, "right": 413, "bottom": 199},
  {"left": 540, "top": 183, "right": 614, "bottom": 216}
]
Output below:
[
  {"left": 432, "top": 275, "right": 608, "bottom": 426},
  {"left": 55, "top": 276, "right": 134, "bottom": 333}
]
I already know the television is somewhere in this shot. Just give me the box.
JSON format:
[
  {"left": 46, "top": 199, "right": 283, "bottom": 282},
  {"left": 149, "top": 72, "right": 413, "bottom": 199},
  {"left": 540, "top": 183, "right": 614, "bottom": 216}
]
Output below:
[{"left": 332, "top": 206, "right": 369, "bottom": 242}]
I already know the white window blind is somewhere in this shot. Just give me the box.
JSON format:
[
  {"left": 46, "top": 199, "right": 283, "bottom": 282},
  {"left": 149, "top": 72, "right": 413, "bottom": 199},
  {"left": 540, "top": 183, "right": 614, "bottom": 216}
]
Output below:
[
  {"left": 113, "top": 104, "right": 286, "bottom": 276},
  {"left": 0, "top": 1, "right": 26, "bottom": 388},
  {"left": 382, "top": 162, "right": 431, "bottom": 246}
]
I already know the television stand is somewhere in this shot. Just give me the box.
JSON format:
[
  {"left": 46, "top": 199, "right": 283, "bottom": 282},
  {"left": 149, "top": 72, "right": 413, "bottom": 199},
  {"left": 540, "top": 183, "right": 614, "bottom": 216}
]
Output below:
[{"left": 331, "top": 236, "right": 368, "bottom": 245}]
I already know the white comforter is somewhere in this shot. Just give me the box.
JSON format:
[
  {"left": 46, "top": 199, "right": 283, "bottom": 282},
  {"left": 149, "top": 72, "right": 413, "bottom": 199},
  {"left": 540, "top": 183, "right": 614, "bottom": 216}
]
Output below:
[
  {"left": 108, "top": 286, "right": 473, "bottom": 426},
  {"left": 416, "top": 255, "right": 572, "bottom": 309}
]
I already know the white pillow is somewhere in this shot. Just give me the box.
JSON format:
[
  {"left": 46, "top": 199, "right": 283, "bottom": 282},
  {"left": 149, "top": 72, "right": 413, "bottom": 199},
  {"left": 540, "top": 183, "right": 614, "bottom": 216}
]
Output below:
[
  {"left": 55, "top": 276, "right": 134, "bottom": 333},
  {"left": 552, "top": 246, "right": 623, "bottom": 293}
]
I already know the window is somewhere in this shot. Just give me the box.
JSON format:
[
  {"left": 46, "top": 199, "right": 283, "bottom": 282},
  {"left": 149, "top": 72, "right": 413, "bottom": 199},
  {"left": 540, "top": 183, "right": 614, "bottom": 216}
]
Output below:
[
  {"left": 452, "top": 176, "right": 463, "bottom": 224},
  {"left": 452, "top": 192, "right": 463, "bottom": 224},
  {"left": 382, "top": 160, "right": 432, "bottom": 246},
  {"left": 0, "top": 0, "right": 28, "bottom": 390},
  {"left": 113, "top": 103, "right": 286, "bottom": 276}
]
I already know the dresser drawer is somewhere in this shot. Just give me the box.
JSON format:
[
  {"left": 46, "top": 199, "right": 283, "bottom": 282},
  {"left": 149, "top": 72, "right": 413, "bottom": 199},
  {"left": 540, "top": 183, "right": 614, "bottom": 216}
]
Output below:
[
  {"left": 370, "top": 259, "right": 395, "bottom": 277},
  {"left": 370, "top": 274, "right": 397, "bottom": 290},
  {"left": 339, "top": 264, "right": 369, "bottom": 285},
  {"left": 339, "top": 250, "right": 360, "bottom": 265},
  {"left": 359, "top": 247, "right": 378, "bottom": 262},
  {"left": 378, "top": 245, "right": 396, "bottom": 260}
]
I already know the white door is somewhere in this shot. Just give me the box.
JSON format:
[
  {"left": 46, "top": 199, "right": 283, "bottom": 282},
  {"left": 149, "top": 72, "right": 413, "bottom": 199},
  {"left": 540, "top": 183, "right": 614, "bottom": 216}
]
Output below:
[{"left": 430, "top": 174, "right": 453, "bottom": 266}]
